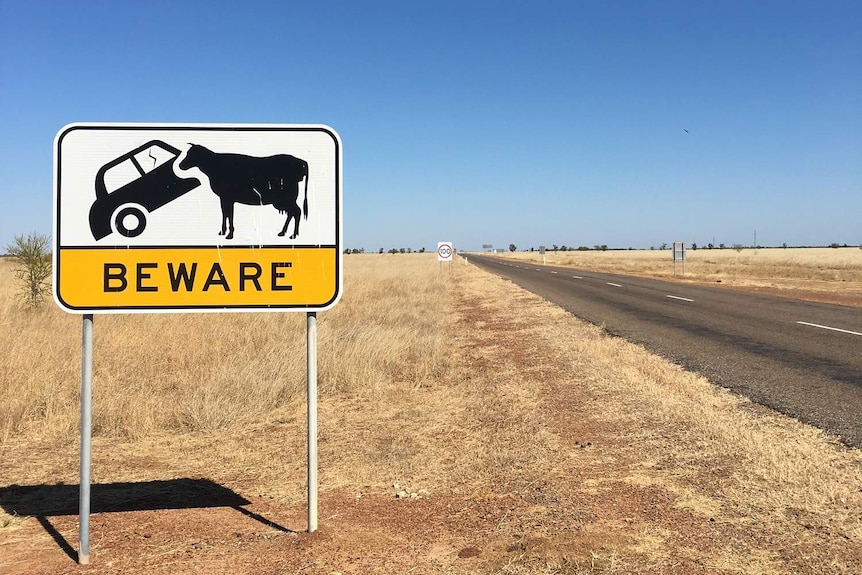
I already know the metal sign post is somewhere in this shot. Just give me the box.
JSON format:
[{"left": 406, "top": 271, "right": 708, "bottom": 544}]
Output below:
[
  {"left": 307, "top": 312, "right": 318, "bottom": 532},
  {"left": 53, "top": 123, "right": 342, "bottom": 563},
  {"left": 79, "top": 314, "right": 94, "bottom": 564}
]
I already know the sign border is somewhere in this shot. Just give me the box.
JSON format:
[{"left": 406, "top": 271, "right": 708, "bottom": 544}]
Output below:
[{"left": 53, "top": 123, "right": 342, "bottom": 314}]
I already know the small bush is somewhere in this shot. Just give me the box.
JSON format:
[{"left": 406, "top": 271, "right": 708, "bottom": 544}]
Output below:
[{"left": 6, "top": 233, "right": 52, "bottom": 309}]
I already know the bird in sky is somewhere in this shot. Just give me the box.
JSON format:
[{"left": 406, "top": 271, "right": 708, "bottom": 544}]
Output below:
[{"left": 683, "top": 128, "right": 689, "bottom": 133}]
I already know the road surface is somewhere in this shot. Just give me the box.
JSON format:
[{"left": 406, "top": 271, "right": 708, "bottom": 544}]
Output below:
[{"left": 467, "top": 253, "right": 862, "bottom": 447}]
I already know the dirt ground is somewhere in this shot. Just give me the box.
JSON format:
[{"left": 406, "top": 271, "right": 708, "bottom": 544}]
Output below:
[{"left": 2, "top": 264, "right": 860, "bottom": 574}]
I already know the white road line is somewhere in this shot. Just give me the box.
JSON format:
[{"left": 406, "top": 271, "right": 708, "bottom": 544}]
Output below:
[
  {"left": 607, "top": 282, "right": 622, "bottom": 288},
  {"left": 572, "top": 275, "right": 583, "bottom": 279},
  {"left": 551, "top": 271, "right": 558, "bottom": 274},
  {"left": 666, "top": 295, "right": 694, "bottom": 302},
  {"left": 797, "top": 321, "right": 862, "bottom": 337}
]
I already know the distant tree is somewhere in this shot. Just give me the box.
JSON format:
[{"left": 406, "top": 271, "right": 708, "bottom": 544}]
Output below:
[
  {"left": 509, "top": 243, "right": 517, "bottom": 252},
  {"left": 552, "top": 244, "right": 558, "bottom": 252},
  {"left": 719, "top": 243, "right": 726, "bottom": 249},
  {"left": 578, "top": 246, "right": 590, "bottom": 251},
  {"left": 660, "top": 242, "right": 668, "bottom": 250},
  {"left": 829, "top": 243, "right": 840, "bottom": 249},
  {"left": 600, "top": 244, "right": 608, "bottom": 251},
  {"left": 733, "top": 244, "right": 744, "bottom": 252},
  {"left": 399, "top": 248, "right": 406, "bottom": 254},
  {"left": 691, "top": 242, "right": 697, "bottom": 250},
  {"left": 707, "top": 243, "right": 714, "bottom": 249},
  {"left": 419, "top": 247, "right": 426, "bottom": 253},
  {"left": 560, "top": 245, "right": 568, "bottom": 252},
  {"left": 6, "top": 232, "right": 52, "bottom": 309}
]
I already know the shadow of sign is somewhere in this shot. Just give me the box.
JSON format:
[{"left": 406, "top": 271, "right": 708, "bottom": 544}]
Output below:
[{"left": 0, "top": 478, "right": 293, "bottom": 562}]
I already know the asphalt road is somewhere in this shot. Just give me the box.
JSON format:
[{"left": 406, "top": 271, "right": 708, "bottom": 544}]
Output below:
[{"left": 466, "top": 254, "right": 862, "bottom": 447}]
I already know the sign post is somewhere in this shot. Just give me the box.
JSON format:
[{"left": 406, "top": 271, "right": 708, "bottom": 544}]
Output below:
[
  {"left": 306, "top": 312, "right": 318, "bottom": 532},
  {"left": 673, "top": 241, "right": 686, "bottom": 275},
  {"left": 79, "top": 313, "right": 93, "bottom": 565},
  {"left": 54, "top": 123, "right": 342, "bottom": 562}
]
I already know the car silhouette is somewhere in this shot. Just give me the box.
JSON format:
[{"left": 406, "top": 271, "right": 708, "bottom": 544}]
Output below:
[{"left": 88, "top": 140, "right": 201, "bottom": 240}]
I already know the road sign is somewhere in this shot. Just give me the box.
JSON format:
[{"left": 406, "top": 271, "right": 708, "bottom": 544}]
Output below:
[
  {"left": 673, "top": 241, "right": 686, "bottom": 275},
  {"left": 53, "top": 123, "right": 342, "bottom": 313},
  {"left": 438, "top": 242, "right": 453, "bottom": 262}
]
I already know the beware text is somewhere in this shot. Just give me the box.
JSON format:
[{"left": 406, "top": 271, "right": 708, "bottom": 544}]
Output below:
[{"left": 104, "top": 262, "right": 293, "bottom": 293}]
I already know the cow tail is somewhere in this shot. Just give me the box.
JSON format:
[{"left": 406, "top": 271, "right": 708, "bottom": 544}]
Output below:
[{"left": 302, "top": 162, "right": 309, "bottom": 220}]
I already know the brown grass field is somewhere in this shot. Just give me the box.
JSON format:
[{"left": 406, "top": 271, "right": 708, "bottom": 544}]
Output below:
[
  {"left": 1, "top": 250, "right": 861, "bottom": 574},
  {"left": 495, "top": 247, "right": 862, "bottom": 308}
]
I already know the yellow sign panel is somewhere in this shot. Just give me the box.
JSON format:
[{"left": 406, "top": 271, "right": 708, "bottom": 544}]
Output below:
[{"left": 56, "top": 247, "right": 338, "bottom": 311}]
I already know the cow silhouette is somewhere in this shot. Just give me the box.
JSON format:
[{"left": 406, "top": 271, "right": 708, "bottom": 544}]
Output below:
[{"left": 178, "top": 144, "right": 309, "bottom": 240}]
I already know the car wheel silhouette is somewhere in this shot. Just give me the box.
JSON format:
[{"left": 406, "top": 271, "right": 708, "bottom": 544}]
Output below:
[{"left": 112, "top": 204, "right": 148, "bottom": 238}]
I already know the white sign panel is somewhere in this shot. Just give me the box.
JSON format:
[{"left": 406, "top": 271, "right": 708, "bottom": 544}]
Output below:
[
  {"left": 437, "top": 242, "right": 453, "bottom": 262},
  {"left": 53, "top": 123, "right": 342, "bottom": 313}
]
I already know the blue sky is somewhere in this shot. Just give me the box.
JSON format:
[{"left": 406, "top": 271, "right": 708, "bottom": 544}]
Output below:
[{"left": 2, "top": 0, "right": 860, "bottom": 252}]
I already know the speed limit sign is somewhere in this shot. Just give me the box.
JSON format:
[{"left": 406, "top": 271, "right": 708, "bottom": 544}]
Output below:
[{"left": 437, "top": 242, "right": 453, "bottom": 262}]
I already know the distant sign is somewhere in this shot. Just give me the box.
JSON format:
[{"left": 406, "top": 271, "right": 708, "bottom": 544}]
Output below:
[
  {"left": 53, "top": 123, "right": 342, "bottom": 313},
  {"left": 437, "top": 242, "right": 454, "bottom": 262},
  {"left": 673, "top": 241, "right": 686, "bottom": 261}
]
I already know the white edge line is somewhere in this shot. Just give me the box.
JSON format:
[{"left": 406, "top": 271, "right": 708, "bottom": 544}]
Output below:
[
  {"left": 666, "top": 295, "right": 694, "bottom": 302},
  {"left": 572, "top": 275, "right": 583, "bottom": 279},
  {"left": 607, "top": 282, "right": 622, "bottom": 287},
  {"left": 551, "top": 271, "right": 558, "bottom": 274},
  {"left": 797, "top": 321, "right": 862, "bottom": 337}
]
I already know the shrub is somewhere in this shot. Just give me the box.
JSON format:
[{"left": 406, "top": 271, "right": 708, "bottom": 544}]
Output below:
[{"left": 6, "top": 233, "right": 52, "bottom": 309}]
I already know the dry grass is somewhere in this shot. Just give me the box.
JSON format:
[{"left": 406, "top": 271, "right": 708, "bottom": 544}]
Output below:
[
  {"left": 1, "top": 252, "right": 861, "bottom": 573},
  {"left": 454, "top": 260, "right": 862, "bottom": 573},
  {"left": 497, "top": 247, "right": 862, "bottom": 296},
  {"left": 0, "top": 254, "right": 452, "bottom": 443}
]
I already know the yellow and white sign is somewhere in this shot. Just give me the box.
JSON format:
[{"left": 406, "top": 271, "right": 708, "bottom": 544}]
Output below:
[{"left": 53, "top": 123, "right": 342, "bottom": 313}]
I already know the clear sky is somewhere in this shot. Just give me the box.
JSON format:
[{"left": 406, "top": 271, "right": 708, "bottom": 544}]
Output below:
[{"left": 2, "top": 0, "right": 860, "bottom": 252}]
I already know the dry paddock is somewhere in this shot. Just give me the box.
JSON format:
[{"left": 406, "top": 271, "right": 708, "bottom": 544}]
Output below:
[{"left": 1, "top": 252, "right": 861, "bottom": 574}]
